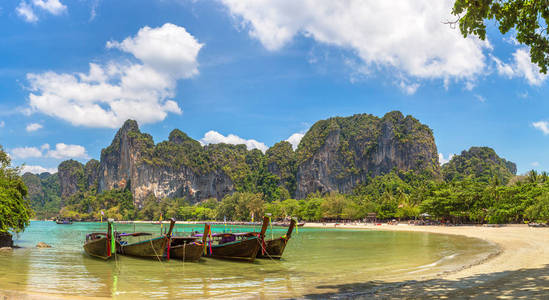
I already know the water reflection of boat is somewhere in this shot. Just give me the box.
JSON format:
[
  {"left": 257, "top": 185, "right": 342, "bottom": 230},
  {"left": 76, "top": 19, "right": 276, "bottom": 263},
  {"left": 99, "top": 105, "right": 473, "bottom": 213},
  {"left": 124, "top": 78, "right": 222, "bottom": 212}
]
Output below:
[
  {"left": 257, "top": 218, "right": 296, "bottom": 259},
  {"left": 272, "top": 221, "right": 304, "bottom": 227},
  {"left": 84, "top": 219, "right": 120, "bottom": 260},
  {"left": 56, "top": 218, "right": 73, "bottom": 224},
  {"left": 118, "top": 219, "right": 175, "bottom": 259},
  {"left": 195, "top": 217, "right": 269, "bottom": 262},
  {"left": 169, "top": 224, "right": 209, "bottom": 261}
]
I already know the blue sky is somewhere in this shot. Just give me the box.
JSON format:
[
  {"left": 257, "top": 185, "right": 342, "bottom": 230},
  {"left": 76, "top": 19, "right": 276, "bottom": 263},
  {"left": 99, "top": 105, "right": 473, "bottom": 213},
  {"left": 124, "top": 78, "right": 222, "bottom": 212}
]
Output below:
[{"left": 1, "top": 0, "right": 548, "bottom": 174}]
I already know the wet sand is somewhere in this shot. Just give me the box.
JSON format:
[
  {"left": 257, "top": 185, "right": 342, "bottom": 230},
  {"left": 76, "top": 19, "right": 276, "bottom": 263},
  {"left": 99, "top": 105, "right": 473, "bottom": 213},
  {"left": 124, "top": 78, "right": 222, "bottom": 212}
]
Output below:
[{"left": 304, "top": 223, "right": 549, "bottom": 298}]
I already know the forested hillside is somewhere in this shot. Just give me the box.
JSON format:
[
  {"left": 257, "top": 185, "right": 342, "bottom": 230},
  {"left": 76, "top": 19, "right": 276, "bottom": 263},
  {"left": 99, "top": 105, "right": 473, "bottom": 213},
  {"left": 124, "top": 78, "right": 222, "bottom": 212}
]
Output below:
[{"left": 21, "top": 111, "right": 549, "bottom": 224}]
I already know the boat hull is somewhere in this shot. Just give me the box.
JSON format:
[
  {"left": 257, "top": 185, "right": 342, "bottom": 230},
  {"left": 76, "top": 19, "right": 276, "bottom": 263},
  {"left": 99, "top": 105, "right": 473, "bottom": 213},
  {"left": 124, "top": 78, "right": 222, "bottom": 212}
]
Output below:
[
  {"left": 206, "top": 237, "right": 260, "bottom": 262},
  {"left": 118, "top": 236, "right": 168, "bottom": 259},
  {"left": 169, "top": 242, "right": 204, "bottom": 261},
  {"left": 84, "top": 237, "right": 119, "bottom": 260},
  {"left": 256, "top": 237, "right": 288, "bottom": 259}
]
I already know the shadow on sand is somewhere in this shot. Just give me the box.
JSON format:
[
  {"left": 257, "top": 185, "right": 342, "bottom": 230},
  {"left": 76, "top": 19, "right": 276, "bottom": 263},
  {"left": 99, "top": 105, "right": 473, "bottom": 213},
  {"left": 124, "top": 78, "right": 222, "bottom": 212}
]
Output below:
[{"left": 303, "top": 265, "right": 549, "bottom": 299}]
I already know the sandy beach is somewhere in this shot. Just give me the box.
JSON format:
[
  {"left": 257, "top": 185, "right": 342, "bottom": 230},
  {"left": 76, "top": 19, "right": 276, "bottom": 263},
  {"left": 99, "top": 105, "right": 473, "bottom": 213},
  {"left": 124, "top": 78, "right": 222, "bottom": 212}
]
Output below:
[{"left": 303, "top": 223, "right": 549, "bottom": 298}]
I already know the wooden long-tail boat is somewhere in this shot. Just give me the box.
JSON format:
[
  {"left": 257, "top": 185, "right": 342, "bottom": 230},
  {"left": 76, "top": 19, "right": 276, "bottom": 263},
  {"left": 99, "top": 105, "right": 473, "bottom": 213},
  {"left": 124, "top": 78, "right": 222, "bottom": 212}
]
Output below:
[
  {"left": 118, "top": 219, "right": 175, "bottom": 259},
  {"left": 169, "top": 224, "right": 209, "bottom": 261},
  {"left": 197, "top": 217, "right": 269, "bottom": 262},
  {"left": 256, "top": 218, "right": 296, "bottom": 259},
  {"left": 56, "top": 218, "right": 73, "bottom": 224},
  {"left": 83, "top": 220, "right": 119, "bottom": 260}
]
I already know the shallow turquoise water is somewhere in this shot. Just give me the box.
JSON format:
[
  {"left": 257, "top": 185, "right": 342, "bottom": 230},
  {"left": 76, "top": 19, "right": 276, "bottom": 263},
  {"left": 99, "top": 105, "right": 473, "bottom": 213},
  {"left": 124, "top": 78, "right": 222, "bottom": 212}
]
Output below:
[{"left": 0, "top": 221, "right": 497, "bottom": 299}]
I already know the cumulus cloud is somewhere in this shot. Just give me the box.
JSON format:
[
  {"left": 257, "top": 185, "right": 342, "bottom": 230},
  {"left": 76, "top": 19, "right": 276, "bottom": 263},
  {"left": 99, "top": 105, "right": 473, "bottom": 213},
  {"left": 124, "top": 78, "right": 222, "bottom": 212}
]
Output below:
[
  {"left": 26, "top": 23, "right": 202, "bottom": 128},
  {"left": 10, "top": 143, "right": 88, "bottom": 159},
  {"left": 16, "top": 0, "right": 66, "bottom": 22},
  {"left": 493, "top": 48, "right": 548, "bottom": 86},
  {"left": 200, "top": 130, "right": 268, "bottom": 152},
  {"left": 533, "top": 121, "right": 549, "bottom": 135},
  {"left": 10, "top": 147, "right": 43, "bottom": 159},
  {"left": 16, "top": 1, "right": 38, "bottom": 22},
  {"left": 32, "top": 0, "right": 66, "bottom": 15},
  {"left": 106, "top": 24, "right": 202, "bottom": 78},
  {"left": 439, "top": 153, "right": 454, "bottom": 165},
  {"left": 20, "top": 165, "right": 57, "bottom": 174},
  {"left": 286, "top": 133, "right": 304, "bottom": 150},
  {"left": 26, "top": 123, "right": 43, "bottom": 132},
  {"left": 46, "top": 143, "right": 88, "bottom": 159},
  {"left": 398, "top": 81, "right": 420, "bottom": 95},
  {"left": 221, "top": 0, "right": 490, "bottom": 88}
]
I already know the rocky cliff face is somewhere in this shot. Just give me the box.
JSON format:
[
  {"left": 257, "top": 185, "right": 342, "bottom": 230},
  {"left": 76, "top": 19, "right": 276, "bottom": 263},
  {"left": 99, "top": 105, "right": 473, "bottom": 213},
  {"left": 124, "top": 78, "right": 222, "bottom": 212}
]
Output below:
[
  {"left": 58, "top": 160, "right": 85, "bottom": 205},
  {"left": 295, "top": 111, "right": 439, "bottom": 198},
  {"left": 98, "top": 120, "right": 234, "bottom": 206},
  {"left": 58, "top": 111, "right": 440, "bottom": 204}
]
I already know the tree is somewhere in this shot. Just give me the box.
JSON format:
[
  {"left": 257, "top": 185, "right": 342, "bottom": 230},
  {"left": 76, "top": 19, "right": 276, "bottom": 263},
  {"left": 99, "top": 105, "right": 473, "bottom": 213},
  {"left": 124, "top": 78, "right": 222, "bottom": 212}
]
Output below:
[
  {"left": 0, "top": 146, "right": 32, "bottom": 234},
  {"left": 452, "top": 0, "right": 549, "bottom": 73}
]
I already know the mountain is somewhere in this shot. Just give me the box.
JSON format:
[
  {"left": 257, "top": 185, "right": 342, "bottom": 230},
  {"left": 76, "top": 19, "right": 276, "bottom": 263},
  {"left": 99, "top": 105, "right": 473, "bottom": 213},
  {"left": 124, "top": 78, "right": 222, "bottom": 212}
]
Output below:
[
  {"left": 441, "top": 146, "right": 517, "bottom": 184},
  {"left": 295, "top": 111, "right": 440, "bottom": 198},
  {"left": 21, "top": 172, "right": 61, "bottom": 219},
  {"left": 54, "top": 111, "right": 439, "bottom": 206}
]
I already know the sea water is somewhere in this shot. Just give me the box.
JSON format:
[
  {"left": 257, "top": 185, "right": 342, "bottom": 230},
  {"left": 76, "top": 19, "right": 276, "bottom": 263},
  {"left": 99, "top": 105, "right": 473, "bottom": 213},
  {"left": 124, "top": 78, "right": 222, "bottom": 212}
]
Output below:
[{"left": 0, "top": 221, "right": 497, "bottom": 299}]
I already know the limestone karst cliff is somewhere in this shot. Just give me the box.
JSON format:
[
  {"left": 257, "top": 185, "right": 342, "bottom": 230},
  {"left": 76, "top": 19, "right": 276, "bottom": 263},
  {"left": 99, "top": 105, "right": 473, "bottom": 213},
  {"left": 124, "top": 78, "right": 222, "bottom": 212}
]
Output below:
[
  {"left": 56, "top": 111, "right": 441, "bottom": 205},
  {"left": 294, "top": 111, "right": 440, "bottom": 198},
  {"left": 97, "top": 120, "right": 234, "bottom": 206}
]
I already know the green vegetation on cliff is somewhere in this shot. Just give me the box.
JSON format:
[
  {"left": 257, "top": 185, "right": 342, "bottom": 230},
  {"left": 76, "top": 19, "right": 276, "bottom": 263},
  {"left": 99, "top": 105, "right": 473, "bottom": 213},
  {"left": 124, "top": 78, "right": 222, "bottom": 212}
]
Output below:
[
  {"left": 28, "top": 113, "right": 549, "bottom": 224},
  {"left": 22, "top": 172, "right": 60, "bottom": 219},
  {"left": 296, "top": 111, "right": 439, "bottom": 181},
  {"left": 442, "top": 147, "right": 517, "bottom": 184}
]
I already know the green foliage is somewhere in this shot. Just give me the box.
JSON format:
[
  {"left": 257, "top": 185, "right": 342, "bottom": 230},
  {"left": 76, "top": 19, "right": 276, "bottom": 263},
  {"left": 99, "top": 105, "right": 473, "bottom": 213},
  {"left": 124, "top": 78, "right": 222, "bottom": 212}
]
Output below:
[
  {"left": 215, "top": 192, "right": 264, "bottom": 221},
  {"left": 442, "top": 147, "right": 517, "bottom": 184},
  {"left": 62, "top": 187, "right": 135, "bottom": 221},
  {"left": 22, "top": 172, "right": 61, "bottom": 219},
  {"left": 265, "top": 141, "right": 297, "bottom": 195},
  {"left": 296, "top": 112, "right": 439, "bottom": 180},
  {"left": 0, "top": 146, "right": 32, "bottom": 233},
  {"left": 452, "top": 0, "right": 549, "bottom": 73}
]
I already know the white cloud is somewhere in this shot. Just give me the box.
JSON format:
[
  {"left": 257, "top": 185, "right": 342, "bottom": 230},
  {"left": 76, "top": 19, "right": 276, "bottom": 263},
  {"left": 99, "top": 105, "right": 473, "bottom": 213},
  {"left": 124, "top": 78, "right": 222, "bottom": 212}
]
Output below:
[
  {"left": 20, "top": 165, "right": 57, "bottom": 174},
  {"left": 0, "top": 121, "right": 5, "bottom": 128},
  {"left": 26, "top": 123, "right": 43, "bottom": 132},
  {"left": 26, "top": 23, "right": 201, "bottom": 128},
  {"left": 200, "top": 130, "right": 268, "bottom": 152},
  {"left": 533, "top": 121, "right": 549, "bottom": 135},
  {"left": 46, "top": 143, "right": 88, "bottom": 159},
  {"left": 11, "top": 147, "right": 42, "bottom": 159},
  {"left": 16, "top": 1, "right": 38, "bottom": 22},
  {"left": 32, "top": 0, "right": 66, "bottom": 15},
  {"left": 531, "top": 162, "right": 540, "bottom": 167},
  {"left": 493, "top": 48, "right": 548, "bottom": 86},
  {"left": 286, "top": 133, "right": 304, "bottom": 150},
  {"left": 106, "top": 23, "right": 202, "bottom": 78},
  {"left": 16, "top": 0, "right": 66, "bottom": 22},
  {"left": 439, "top": 153, "right": 454, "bottom": 165},
  {"left": 10, "top": 143, "right": 88, "bottom": 160},
  {"left": 221, "top": 0, "right": 489, "bottom": 87},
  {"left": 474, "top": 94, "right": 486, "bottom": 103},
  {"left": 398, "top": 81, "right": 420, "bottom": 95}
]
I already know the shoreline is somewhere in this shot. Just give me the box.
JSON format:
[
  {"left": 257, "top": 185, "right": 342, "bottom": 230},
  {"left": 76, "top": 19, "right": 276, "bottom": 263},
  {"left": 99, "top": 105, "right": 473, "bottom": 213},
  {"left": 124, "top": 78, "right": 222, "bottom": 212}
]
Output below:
[
  {"left": 302, "top": 222, "right": 549, "bottom": 298},
  {"left": 303, "top": 222, "right": 549, "bottom": 279},
  {"left": 4, "top": 222, "right": 549, "bottom": 298}
]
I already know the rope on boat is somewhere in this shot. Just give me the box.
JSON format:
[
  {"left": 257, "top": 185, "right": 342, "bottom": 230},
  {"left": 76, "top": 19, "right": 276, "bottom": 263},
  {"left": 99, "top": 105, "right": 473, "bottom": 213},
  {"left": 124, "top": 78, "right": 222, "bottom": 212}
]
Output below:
[
  {"left": 150, "top": 237, "right": 168, "bottom": 273},
  {"left": 258, "top": 239, "right": 282, "bottom": 265}
]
